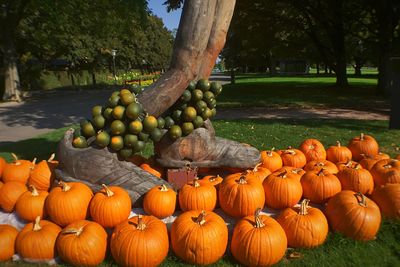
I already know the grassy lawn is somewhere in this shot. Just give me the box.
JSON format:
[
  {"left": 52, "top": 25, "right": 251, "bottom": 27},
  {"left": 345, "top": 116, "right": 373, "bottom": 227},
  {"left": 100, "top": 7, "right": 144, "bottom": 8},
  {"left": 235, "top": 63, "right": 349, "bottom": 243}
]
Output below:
[{"left": 0, "top": 119, "right": 399, "bottom": 266}]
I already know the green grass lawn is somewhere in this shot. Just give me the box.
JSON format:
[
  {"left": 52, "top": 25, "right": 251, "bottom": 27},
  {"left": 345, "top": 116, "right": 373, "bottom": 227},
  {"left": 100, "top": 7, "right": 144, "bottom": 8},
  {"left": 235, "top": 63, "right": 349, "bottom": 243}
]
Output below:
[{"left": 0, "top": 119, "right": 399, "bottom": 266}]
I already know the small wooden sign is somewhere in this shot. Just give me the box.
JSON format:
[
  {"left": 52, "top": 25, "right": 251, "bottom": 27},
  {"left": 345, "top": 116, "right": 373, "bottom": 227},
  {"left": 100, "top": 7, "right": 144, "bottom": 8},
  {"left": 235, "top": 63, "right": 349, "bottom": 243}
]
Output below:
[{"left": 167, "top": 164, "right": 197, "bottom": 190}]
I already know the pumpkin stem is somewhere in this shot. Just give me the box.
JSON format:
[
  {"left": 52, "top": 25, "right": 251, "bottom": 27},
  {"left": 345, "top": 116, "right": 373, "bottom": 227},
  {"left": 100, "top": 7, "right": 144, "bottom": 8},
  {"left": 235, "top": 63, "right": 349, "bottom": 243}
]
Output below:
[
  {"left": 317, "top": 168, "right": 325, "bottom": 176},
  {"left": 33, "top": 216, "right": 42, "bottom": 231},
  {"left": 11, "top": 153, "right": 18, "bottom": 161},
  {"left": 267, "top": 147, "right": 275, "bottom": 156},
  {"left": 238, "top": 175, "right": 247, "bottom": 184},
  {"left": 360, "top": 133, "right": 364, "bottom": 140},
  {"left": 354, "top": 163, "right": 361, "bottom": 170},
  {"left": 160, "top": 184, "right": 169, "bottom": 192},
  {"left": 254, "top": 208, "right": 265, "bottom": 228},
  {"left": 299, "top": 199, "right": 310, "bottom": 215},
  {"left": 383, "top": 163, "right": 392, "bottom": 169},
  {"left": 193, "top": 178, "right": 200, "bottom": 187},
  {"left": 316, "top": 161, "right": 325, "bottom": 167},
  {"left": 277, "top": 170, "right": 288, "bottom": 178},
  {"left": 102, "top": 184, "right": 114, "bottom": 197},
  {"left": 354, "top": 192, "right": 367, "bottom": 207},
  {"left": 292, "top": 168, "right": 302, "bottom": 174},
  {"left": 253, "top": 163, "right": 262, "bottom": 172},
  {"left": 285, "top": 149, "right": 296, "bottom": 155},
  {"left": 62, "top": 227, "right": 84, "bottom": 236},
  {"left": 29, "top": 185, "right": 40, "bottom": 196},
  {"left": 32, "top": 158, "right": 37, "bottom": 165},
  {"left": 58, "top": 181, "right": 71, "bottom": 192},
  {"left": 48, "top": 153, "right": 56, "bottom": 162},
  {"left": 195, "top": 210, "right": 207, "bottom": 226},
  {"left": 136, "top": 215, "right": 147, "bottom": 230},
  {"left": 209, "top": 175, "right": 220, "bottom": 182},
  {"left": 336, "top": 141, "right": 341, "bottom": 147}
]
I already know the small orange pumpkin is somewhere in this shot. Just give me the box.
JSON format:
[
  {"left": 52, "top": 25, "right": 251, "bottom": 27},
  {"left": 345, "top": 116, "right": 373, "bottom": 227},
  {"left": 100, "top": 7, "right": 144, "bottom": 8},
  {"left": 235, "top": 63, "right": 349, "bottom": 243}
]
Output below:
[
  {"left": 260, "top": 148, "right": 283, "bottom": 172},
  {"left": 179, "top": 178, "right": 217, "bottom": 211},
  {"left": 16, "top": 216, "right": 61, "bottom": 261},
  {"left": 299, "top": 138, "right": 326, "bottom": 162},
  {"left": 2, "top": 154, "right": 36, "bottom": 184},
  {"left": 304, "top": 160, "right": 339, "bottom": 174},
  {"left": 277, "top": 199, "right": 328, "bottom": 248},
  {"left": 301, "top": 169, "right": 342, "bottom": 204},
  {"left": 0, "top": 156, "right": 6, "bottom": 180},
  {"left": 0, "top": 182, "right": 28, "bottom": 212},
  {"left": 336, "top": 160, "right": 362, "bottom": 171},
  {"left": 359, "top": 153, "right": 390, "bottom": 171},
  {"left": 89, "top": 184, "right": 132, "bottom": 228},
  {"left": 371, "top": 184, "right": 400, "bottom": 219},
  {"left": 0, "top": 224, "right": 19, "bottom": 261},
  {"left": 326, "top": 141, "right": 352, "bottom": 164},
  {"left": 326, "top": 191, "right": 381, "bottom": 241},
  {"left": 15, "top": 185, "right": 49, "bottom": 221},
  {"left": 280, "top": 148, "right": 307, "bottom": 168},
  {"left": 337, "top": 163, "right": 374, "bottom": 194},
  {"left": 144, "top": 184, "right": 177, "bottom": 219},
  {"left": 29, "top": 153, "right": 58, "bottom": 191},
  {"left": 348, "top": 133, "right": 379, "bottom": 161},
  {"left": 247, "top": 163, "right": 271, "bottom": 182},
  {"left": 370, "top": 159, "right": 400, "bottom": 186},
  {"left": 56, "top": 220, "right": 107, "bottom": 266},
  {"left": 199, "top": 175, "right": 223, "bottom": 189}
]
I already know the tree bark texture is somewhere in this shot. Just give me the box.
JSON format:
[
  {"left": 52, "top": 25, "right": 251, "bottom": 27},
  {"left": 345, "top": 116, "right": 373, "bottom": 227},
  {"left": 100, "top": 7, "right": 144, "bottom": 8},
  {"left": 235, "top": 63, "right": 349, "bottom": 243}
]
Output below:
[
  {"left": 389, "top": 57, "right": 400, "bottom": 129},
  {"left": 2, "top": 30, "right": 21, "bottom": 101}
]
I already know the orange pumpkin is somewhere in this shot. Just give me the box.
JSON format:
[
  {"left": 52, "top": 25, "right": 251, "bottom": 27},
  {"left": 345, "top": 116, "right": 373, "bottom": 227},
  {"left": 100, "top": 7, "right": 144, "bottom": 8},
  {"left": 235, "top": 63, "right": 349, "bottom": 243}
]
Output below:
[
  {"left": 89, "top": 184, "right": 131, "bottom": 228},
  {"left": 299, "top": 138, "right": 326, "bottom": 162},
  {"left": 326, "top": 141, "right": 352, "bottom": 164},
  {"left": 0, "top": 182, "right": 28, "bottom": 212},
  {"left": 336, "top": 160, "right": 362, "bottom": 171},
  {"left": 359, "top": 153, "right": 390, "bottom": 171},
  {"left": 0, "top": 156, "right": 6, "bottom": 180},
  {"left": 280, "top": 148, "right": 307, "bottom": 168},
  {"left": 260, "top": 148, "right": 283, "bottom": 172},
  {"left": 304, "top": 160, "right": 339, "bottom": 174},
  {"left": 15, "top": 185, "right": 49, "bottom": 221},
  {"left": 199, "top": 175, "right": 223, "bottom": 189},
  {"left": 348, "top": 133, "right": 379, "bottom": 161},
  {"left": 370, "top": 159, "right": 400, "bottom": 186},
  {"left": 231, "top": 208, "right": 287, "bottom": 266},
  {"left": 275, "top": 166, "right": 306, "bottom": 178},
  {"left": 301, "top": 169, "right": 342, "bottom": 204},
  {"left": 56, "top": 220, "right": 107, "bottom": 266},
  {"left": 326, "top": 190, "right": 381, "bottom": 241},
  {"left": 140, "top": 163, "right": 163, "bottom": 178},
  {"left": 263, "top": 170, "right": 303, "bottom": 209},
  {"left": 0, "top": 181, "right": 3, "bottom": 189},
  {"left": 29, "top": 153, "right": 58, "bottom": 191},
  {"left": 171, "top": 210, "right": 228, "bottom": 265},
  {"left": 45, "top": 181, "right": 93, "bottom": 226},
  {"left": 111, "top": 215, "right": 169, "bottom": 267},
  {"left": 371, "top": 184, "right": 400, "bottom": 219},
  {"left": 247, "top": 163, "right": 271, "bottom": 182},
  {"left": 219, "top": 172, "right": 265, "bottom": 217},
  {"left": 16, "top": 216, "right": 61, "bottom": 261},
  {"left": 2, "top": 154, "right": 36, "bottom": 184},
  {"left": 277, "top": 199, "right": 328, "bottom": 248},
  {"left": 0, "top": 224, "right": 19, "bottom": 262},
  {"left": 396, "top": 154, "right": 400, "bottom": 160},
  {"left": 337, "top": 163, "right": 374, "bottom": 194},
  {"left": 179, "top": 178, "right": 217, "bottom": 211},
  {"left": 143, "top": 184, "right": 176, "bottom": 219}
]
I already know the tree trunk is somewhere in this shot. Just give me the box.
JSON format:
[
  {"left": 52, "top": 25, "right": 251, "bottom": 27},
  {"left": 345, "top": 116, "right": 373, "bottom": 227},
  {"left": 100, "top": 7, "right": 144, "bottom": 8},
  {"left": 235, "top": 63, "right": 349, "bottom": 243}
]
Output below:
[
  {"left": 2, "top": 35, "right": 21, "bottom": 101},
  {"left": 316, "top": 63, "right": 320, "bottom": 74},
  {"left": 389, "top": 57, "right": 400, "bottom": 129},
  {"left": 91, "top": 71, "right": 96, "bottom": 85}
]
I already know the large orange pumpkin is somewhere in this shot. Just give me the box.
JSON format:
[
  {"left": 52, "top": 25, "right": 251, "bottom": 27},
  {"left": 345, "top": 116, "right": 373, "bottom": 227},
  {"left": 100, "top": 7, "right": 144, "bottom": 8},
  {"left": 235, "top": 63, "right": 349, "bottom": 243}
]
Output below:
[
  {"left": 111, "top": 215, "right": 169, "bottom": 267},
  {"left": 280, "top": 148, "right": 307, "bottom": 168},
  {"left": 171, "top": 210, "right": 228, "bottom": 265},
  {"left": 299, "top": 138, "right": 326, "bottom": 162},
  {"left": 16, "top": 216, "right": 61, "bottom": 261},
  {"left": 0, "top": 224, "right": 19, "bottom": 262},
  {"left": 29, "top": 153, "right": 58, "bottom": 191},
  {"left": 277, "top": 199, "right": 328, "bottom": 248},
  {"left": 370, "top": 159, "right": 400, "bottom": 186},
  {"left": 347, "top": 133, "right": 379, "bottom": 161},
  {"left": 326, "top": 190, "right": 381, "bottom": 241},
  {"left": 0, "top": 156, "right": 6, "bottom": 180},
  {"left": 301, "top": 169, "right": 342, "bottom": 204},
  {"left": 260, "top": 148, "right": 283, "bottom": 172},
  {"left": 143, "top": 184, "right": 176, "bottom": 219},
  {"left": 371, "top": 184, "right": 400, "bottom": 219},
  {"left": 45, "top": 181, "right": 93, "bottom": 226},
  {"left": 219, "top": 172, "right": 265, "bottom": 217},
  {"left": 263, "top": 170, "right": 303, "bottom": 209},
  {"left": 304, "top": 160, "right": 339, "bottom": 174},
  {"left": 179, "top": 178, "right": 217, "bottom": 211},
  {"left": 337, "top": 163, "right": 374, "bottom": 194},
  {"left": 15, "top": 185, "right": 48, "bottom": 221},
  {"left": 326, "top": 141, "right": 352, "bottom": 164},
  {"left": 2, "top": 154, "right": 36, "bottom": 184},
  {"left": 89, "top": 184, "right": 131, "bottom": 228},
  {"left": 0, "top": 182, "right": 28, "bottom": 212},
  {"left": 231, "top": 208, "right": 287, "bottom": 266},
  {"left": 56, "top": 220, "right": 107, "bottom": 266}
]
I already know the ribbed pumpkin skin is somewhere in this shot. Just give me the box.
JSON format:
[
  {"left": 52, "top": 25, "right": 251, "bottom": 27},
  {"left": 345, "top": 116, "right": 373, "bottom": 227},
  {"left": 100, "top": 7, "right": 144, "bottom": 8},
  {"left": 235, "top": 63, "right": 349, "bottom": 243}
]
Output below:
[
  {"left": 0, "top": 182, "right": 28, "bottom": 213},
  {"left": 326, "top": 141, "right": 352, "bottom": 164},
  {"left": 179, "top": 180, "right": 217, "bottom": 211},
  {"left": 56, "top": 220, "right": 107, "bottom": 267},
  {"left": 371, "top": 184, "right": 400, "bottom": 219},
  {"left": 337, "top": 166, "right": 374, "bottom": 195},
  {"left": 231, "top": 212, "right": 287, "bottom": 266},
  {"left": 171, "top": 210, "right": 228, "bottom": 265},
  {"left": 89, "top": 185, "right": 131, "bottom": 228},
  {"left": 111, "top": 215, "right": 169, "bottom": 267},
  {"left": 263, "top": 170, "right": 303, "bottom": 209},
  {"left": 299, "top": 139, "right": 326, "bottom": 162},
  {"left": 304, "top": 160, "right": 339, "bottom": 174},
  {"left": 359, "top": 157, "right": 379, "bottom": 171},
  {"left": 301, "top": 170, "right": 342, "bottom": 204},
  {"left": 45, "top": 182, "right": 93, "bottom": 226},
  {"left": 280, "top": 149, "right": 307, "bottom": 168},
  {"left": 144, "top": 185, "right": 176, "bottom": 219},
  {"left": 348, "top": 134, "right": 379, "bottom": 161},
  {"left": 326, "top": 190, "right": 381, "bottom": 241},
  {"left": 370, "top": 159, "right": 400, "bottom": 187},
  {"left": 0, "top": 225, "right": 19, "bottom": 261},
  {"left": 0, "top": 157, "right": 6, "bottom": 180},
  {"left": 2, "top": 159, "right": 34, "bottom": 184},
  {"left": 248, "top": 165, "right": 272, "bottom": 182},
  {"left": 29, "top": 160, "right": 58, "bottom": 191},
  {"left": 15, "top": 186, "right": 49, "bottom": 221},
  {"left": 219, "top": 173, "right": 265, "bottom": 218},
  {"left": 16, "top": 218, "right": 61, "bottom": 261},
  {"left": 260, "top": 150, "right": 283, "bottom": 172}
]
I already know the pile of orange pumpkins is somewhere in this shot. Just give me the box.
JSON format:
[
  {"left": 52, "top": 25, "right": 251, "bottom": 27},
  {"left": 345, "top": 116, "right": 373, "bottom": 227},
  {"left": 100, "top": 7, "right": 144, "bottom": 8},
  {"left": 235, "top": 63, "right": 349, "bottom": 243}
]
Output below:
[{"left": 0, "top": 133, "right": 399, "bottom": 266}]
